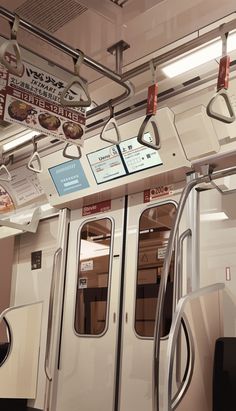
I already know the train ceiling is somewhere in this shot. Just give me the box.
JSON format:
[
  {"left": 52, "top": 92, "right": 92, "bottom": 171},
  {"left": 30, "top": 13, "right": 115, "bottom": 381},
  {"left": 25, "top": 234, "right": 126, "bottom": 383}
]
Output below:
[{"left": 0, "top": 0, "right": 235, "bottom": 79}]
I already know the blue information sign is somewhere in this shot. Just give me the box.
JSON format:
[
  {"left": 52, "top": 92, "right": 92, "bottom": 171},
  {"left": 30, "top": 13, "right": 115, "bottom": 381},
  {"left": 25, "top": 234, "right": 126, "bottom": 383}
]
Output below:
[{"left": 49, "top": 160, "right": 89, "bottom": 196}]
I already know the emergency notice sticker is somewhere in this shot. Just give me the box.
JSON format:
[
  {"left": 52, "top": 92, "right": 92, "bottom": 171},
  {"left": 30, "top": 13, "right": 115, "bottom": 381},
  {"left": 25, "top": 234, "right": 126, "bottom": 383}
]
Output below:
[
  {"left": 144, "top": 185, "right": 173, "bottom": 202},
  {"left": 81, "top": 260, "right": 93, "bottom": 272},
  {"left": 78, "top": 277, "right": 88, "bottom": 289}
]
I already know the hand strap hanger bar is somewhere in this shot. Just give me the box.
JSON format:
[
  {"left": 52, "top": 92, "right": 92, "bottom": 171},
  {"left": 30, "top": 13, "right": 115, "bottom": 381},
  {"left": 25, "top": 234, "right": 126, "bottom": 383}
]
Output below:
[
  {"left": 60, "top": 51, "right": 91, "bottom": 108},
  {"left": 0, "top": 7, "right": 133, "bottom": 117},
  {"left": 0, "top": 14, "right": 24, "bottom": 77},
  {"left": 0, "top": 147, "right": 13, "bottom": 182},
  {"left": 27, "top": 137, "right": 42, "bottom": 173},
  {"left": 137, "top": 60, "right": 161, "bottom": 150},
  {"left": 100, "top": 101, "right": 121, "bottom": 145},
  {"left": 207, "top": 25, "right": 235, "bottom": 124}
]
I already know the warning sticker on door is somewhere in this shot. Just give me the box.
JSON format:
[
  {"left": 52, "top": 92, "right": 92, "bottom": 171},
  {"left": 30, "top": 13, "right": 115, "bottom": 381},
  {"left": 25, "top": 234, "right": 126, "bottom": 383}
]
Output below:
[
  {"left": 81, "top": 260, "right": 93, "bottom": 272},
  {"left": 78, "top": 277, "right": 88, "bottom": 289},
  {"left": 144, "top": 185, "right": 173, "bottom": 202},
  {"left": 157, "top": 247, "right": 167, "bottom": 260}
]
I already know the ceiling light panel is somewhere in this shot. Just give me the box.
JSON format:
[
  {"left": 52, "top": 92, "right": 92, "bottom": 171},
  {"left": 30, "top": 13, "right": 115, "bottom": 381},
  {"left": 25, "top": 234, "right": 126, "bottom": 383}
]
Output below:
[{"left": 162, "top": 32, "right": 236, "bottom": 78}]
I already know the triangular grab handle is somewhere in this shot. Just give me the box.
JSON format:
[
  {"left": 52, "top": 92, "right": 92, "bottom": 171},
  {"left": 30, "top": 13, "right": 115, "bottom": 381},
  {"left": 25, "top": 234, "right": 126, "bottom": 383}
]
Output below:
[
  {"left": 0, "top": 164, "right": 12, "bottom": 182},
  {"left": 206, "top": 89, "right": 235, "bottom": 124},
  {"left": 100, "top": 116, "right": 121, "bottom": 145},
  {"left": 27, "top": 151, "right": 42, "bottom": 174},
  {"left": 0, "top": 15, "right": 24, "bottom": 77},
  {"left": 137, "top": 115, "right": 161, "bottom": 150},
  {"left": 60, "top": 52, "right": 91, "bottom": 108},
  {"left": 63, "top": 143, "right": 82, "bottom": 160},
  {"left": 60, "top": 76, "right": 91, "bottom": 108}
]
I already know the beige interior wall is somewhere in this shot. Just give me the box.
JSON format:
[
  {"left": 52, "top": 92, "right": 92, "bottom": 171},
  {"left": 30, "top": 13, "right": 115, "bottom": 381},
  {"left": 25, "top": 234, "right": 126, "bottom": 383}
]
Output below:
[{"left": 0, "top": 237, "right": 14, "bottom": 342}]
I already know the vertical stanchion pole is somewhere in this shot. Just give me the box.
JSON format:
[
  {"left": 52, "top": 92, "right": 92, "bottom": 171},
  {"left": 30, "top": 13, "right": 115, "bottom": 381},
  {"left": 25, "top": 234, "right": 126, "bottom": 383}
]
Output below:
[{"left": 186, "top": 172, "right": 200, "bottom": 292}]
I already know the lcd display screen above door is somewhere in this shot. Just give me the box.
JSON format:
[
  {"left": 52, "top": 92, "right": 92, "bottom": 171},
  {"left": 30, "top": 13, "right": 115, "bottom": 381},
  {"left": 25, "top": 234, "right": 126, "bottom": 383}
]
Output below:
[{"left": 87, "top": 134, "right": 163, "bottom": 184}]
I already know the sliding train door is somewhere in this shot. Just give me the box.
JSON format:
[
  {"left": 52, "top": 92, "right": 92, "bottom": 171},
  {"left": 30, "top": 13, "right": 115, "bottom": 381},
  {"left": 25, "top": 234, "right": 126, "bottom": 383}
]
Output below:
[
  {"left": 119, "top": 189, "right": 182, "bottom": 411},
  {"left": 55, "top": 187, "right": 184, "bottom": 411},
  {"left": 55, "top": 198, "right": 125, "bottom": 411}
]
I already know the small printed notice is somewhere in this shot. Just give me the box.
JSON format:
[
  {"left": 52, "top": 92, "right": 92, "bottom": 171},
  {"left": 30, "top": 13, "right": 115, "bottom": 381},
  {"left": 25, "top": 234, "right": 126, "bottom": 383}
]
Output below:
[
  {"left": 79, "top": 277, "right": 88, "bottom": 289},
  {"left": 157, "top": 247, "right": 167, "bottom": 260},
  {"left": 49, "top": 160, "right": 90, "bottom": 196},
  {"left": 81, "top": 260, "right": 94, "bottom": 272},
  {"left": 0, "top": 165, "right": 44, "bottom": 207}
]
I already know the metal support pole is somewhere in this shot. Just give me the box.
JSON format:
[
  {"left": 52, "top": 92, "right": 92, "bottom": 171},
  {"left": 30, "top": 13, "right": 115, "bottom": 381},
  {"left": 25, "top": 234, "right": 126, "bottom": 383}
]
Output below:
[
  {"left": 186, "top": 172, "right": 200, "bottom": 292},
  {"left": 107, "top": 40, "right": 130, "bottom": 75}
]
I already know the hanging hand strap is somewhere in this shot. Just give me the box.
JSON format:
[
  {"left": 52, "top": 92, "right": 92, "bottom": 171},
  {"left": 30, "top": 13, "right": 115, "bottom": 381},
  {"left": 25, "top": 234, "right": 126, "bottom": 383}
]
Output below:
[
  {"left": 0, "top": 147, "right": 12, "bottom": 182},
  {"left": 0, "top": 15, "right": 24, "bottom": 77},
  {"left": 207, "top": 28, "right": 235, "bottom": 124},
  {"left": 137, "top": 60, "right": 161, "bottom": 150},
  {"left": 62, "top": 143, "right": 82, "bottom": 160},
  {"left": 60, "top": 51, "right": 91, "bottom": 108},
  {"left": 27, "top": 137, "right": 42, "bottom": 173},
  {"left": 100, "top": 103, "right": 121, "bottom": 145}
]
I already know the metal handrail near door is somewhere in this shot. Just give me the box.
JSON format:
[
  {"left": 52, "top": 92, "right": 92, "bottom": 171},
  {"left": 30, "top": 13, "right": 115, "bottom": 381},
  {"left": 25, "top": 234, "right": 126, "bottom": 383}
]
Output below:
[
  {"left": 44, "top": 247, "right": 62, "bottom": 382},
  {"left": 153, "top": 165, "right": 236, "bottom": 411},
  {"left": 164, "top": 283, "right": 225, "bottom": 410}
]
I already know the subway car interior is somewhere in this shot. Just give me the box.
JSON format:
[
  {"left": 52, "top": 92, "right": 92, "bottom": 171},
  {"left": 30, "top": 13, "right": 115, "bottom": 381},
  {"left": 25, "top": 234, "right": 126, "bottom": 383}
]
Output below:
[{"left": 0, "top": 1, "right": 236, "bottom": 410}]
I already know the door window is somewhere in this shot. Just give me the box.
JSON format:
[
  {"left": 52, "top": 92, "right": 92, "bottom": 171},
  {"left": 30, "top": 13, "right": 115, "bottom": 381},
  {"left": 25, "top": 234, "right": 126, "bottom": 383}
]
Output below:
[
  {"left": 74, "top": 218, "right": 112, "bottom": 336},
  {"left": 135, "top": 203, "right": 176, "bottom": 338}
]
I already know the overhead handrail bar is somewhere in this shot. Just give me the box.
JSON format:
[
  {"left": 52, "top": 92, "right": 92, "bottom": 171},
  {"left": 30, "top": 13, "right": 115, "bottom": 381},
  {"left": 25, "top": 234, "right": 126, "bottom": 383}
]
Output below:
[
  {"left": 207, "top": 26, "right": 235, "bottom": 123},
  {"left": 153, "top": 164, "right": 236, "bottom": 411},
  {"left": 100, "top": 101, "right": 121, "bottom": 145},
  {"left": 0, "top": 14, "right": 24, "bottom": 77},
  {"left": 60, "top": 52, "right": 91, "bottom": 108},
  {"left": 137, "top": 60, "right": 160, "bottom": 150},
  {"left": 0, "top": 147, "right": 12, "bottom": 182},
  {"left": 27, "top": 137, "right": 42, "bottom": 173},
  {"left": 0, "top": 7, "right": 133, "bottom": 118},
  {"left": 62, "top": 142, "right": 82, "bottom": 160}
]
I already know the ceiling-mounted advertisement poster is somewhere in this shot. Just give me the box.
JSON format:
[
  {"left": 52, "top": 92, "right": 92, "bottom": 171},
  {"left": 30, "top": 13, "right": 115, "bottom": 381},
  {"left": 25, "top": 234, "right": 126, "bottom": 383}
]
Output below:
[
  {"left": 0, "top": 53, "right": 86, "bottom": 147},
  {"left": 0, "top": 185, "right": 14, "bottom": 213}
]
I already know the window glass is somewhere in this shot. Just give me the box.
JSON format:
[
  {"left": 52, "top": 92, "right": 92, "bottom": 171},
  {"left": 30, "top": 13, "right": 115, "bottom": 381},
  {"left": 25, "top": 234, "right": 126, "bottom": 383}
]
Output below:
[
  {"left": 74, "top": 218, "right": 112, "bottom": 335},
  {"left": 135, "top": 203, "right": 176, "bottom": 338}
]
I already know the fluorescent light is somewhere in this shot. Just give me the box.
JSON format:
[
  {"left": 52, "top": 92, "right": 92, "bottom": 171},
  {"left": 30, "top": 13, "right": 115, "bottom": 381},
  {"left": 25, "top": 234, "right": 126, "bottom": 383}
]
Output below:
[
  {"left": 200, "top": 211, "right": 228, "bottom": 221},
  {"left": 3, "top": 130, "right": 40, "bottom": 152},
  {"left": 162, "top": 32, "right": 236, "bottom": 78}
]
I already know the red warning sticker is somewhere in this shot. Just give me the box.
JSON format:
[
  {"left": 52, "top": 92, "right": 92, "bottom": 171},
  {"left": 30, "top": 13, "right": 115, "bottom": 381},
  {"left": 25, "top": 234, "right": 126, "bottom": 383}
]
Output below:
[
  {"left": 144, "top": 185, "right": 173, "bottom": 203},
  {"left": 82, "top": 200, "right": 111, "bottom": 216}
]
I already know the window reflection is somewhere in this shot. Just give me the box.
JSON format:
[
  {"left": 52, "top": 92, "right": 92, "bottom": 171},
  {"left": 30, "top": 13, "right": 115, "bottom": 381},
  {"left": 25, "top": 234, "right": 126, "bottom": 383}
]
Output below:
[
  {"left": 135, "top": 203, "right": 176, "bottom": 338},
  {"left": 74, "top": 219, "right": 112, "bottom": 336}
]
